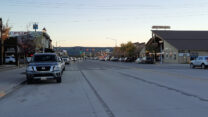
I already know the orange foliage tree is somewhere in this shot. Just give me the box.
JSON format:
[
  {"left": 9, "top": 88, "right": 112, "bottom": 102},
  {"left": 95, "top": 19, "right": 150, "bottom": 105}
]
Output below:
[{"left": 2, "top": 20, "right": 11, "bottom": 40}]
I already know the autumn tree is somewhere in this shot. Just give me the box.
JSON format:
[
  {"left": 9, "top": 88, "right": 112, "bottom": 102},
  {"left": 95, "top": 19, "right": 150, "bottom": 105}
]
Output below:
[
  {"left": 2, "top": 20, "right": 11, "bottom": 40},
  {"left": 112, "top": 47, "right": 122, "bottom": 57}
]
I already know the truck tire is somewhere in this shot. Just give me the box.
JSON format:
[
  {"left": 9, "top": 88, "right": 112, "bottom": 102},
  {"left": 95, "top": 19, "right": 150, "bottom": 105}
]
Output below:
[
  {"left": 56, "top": 77, "right": 62, "bottom": 83},
  {"left": 190, "top": 63, "right": 195, "bottom": 69},
  {"left": 27, "top": 78, "right": 33, "bottom": 84},
  {"left": 201, "top": 63, "right": 206, "bottom": 69}
]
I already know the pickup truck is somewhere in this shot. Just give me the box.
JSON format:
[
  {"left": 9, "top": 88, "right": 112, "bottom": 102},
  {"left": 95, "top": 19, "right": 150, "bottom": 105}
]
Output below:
[{"left": 26, "top": 53, "right": 64, "bottom": 83}]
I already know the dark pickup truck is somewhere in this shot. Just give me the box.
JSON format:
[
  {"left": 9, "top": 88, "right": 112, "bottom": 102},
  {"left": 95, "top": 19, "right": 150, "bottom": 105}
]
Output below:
[{"left": 26, "top": 53, "right": 64, "bottom": 83}]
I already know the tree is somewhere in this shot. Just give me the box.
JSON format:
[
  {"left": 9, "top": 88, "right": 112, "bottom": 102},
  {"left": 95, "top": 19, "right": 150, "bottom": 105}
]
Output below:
[
  {"left": 112, "top": 47, "right": 122, "bottom": 57},
  {"left": 2, "top": 20, "right": 11, "bottom": 40},
  {"left": 125, "top": 41, "right": 136, "bottom": 57},
  {"left": 119, "top": 41, "right": 136, "bottom": 57}
]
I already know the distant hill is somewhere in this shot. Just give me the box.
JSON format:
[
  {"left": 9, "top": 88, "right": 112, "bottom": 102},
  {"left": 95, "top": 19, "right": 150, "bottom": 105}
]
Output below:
[{"left": 55, "top": 47, "right": 113, "bottom": 57}]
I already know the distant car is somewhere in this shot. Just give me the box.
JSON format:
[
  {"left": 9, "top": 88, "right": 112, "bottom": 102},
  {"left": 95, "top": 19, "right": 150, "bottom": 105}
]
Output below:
[
  {"left": 135, "top": 58, "right": 142, "bottom": 64},
  {"left": 99, "top": 58, "right": 105, "bottom": 61},
  {"left": 5, "top": 56, "right": 16, "bottom": 64},
  {"left": 124, "top": 57, "right": 135, "bottom": 62},
  {"left": 58, "top": 57, "right": 66, "bottom": 71},
  {"left": 141, "top": 57, "right": 154, "bottom": 64},
  {"left": 105, "top": 57, "right": 110, "bottom": 61},
  {"left": 110, "top": 57, "right": 119, "bottom": 61},
  {"left": 94, "top": 57, "right": 99, "bottom": 60},
  {"left": 26, "top": 53, "right": 63, "bottom": 83},
  {"left": 62, "top": 57, "right": 70, "bottom": 64},
  {"left": 190, "top": 56, "right": 208, "bottom": 69},
  {"left": 119, "top": 57, "right": 125, "bottom": 62}
]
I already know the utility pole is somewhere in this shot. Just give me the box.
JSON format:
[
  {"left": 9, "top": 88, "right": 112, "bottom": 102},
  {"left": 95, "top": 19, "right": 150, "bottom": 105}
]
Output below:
[{"left": 0, "top": 18, "right": 3, "bottom": 65}]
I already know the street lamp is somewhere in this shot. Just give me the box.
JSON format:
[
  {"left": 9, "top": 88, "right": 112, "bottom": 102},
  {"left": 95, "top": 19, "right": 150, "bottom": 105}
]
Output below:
[
  {"left": 55, "top": 40, "right": 65, "bottom": 52},
  {"left": 159, "top": 40, "right": 163, "bottom": 64},
  {"left": 106, "top": 37, "right": 117, "bottom": 47},
  {"left": 0, "top": 18, "right": 3, "bottom": 65}
]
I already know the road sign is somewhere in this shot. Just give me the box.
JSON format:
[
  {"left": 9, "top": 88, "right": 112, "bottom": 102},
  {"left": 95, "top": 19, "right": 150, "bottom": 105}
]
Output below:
[{"left": 33, "top": 23, "right": 38, "bottom": 30}]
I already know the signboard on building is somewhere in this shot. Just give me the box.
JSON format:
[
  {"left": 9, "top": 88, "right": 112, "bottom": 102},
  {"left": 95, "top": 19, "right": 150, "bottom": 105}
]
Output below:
[
  {"left": 9, "top": 31, "right": 28, "bottom": 37},
  {"left": 152, "top": 26, "right": 171, "bottom": 30}
]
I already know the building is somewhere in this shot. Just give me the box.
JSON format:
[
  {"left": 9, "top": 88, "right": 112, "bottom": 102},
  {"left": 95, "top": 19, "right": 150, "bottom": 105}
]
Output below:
[
  {"left": 9, "top": 31, "right": 52, "bottom": 54},
  {"left": 57, "top": 47, "right": 113, "bottom": 57},
  {"left": 146, "top": 30, "right": 208, "bottom": 64},
  {"left": 133, "top": 42, "right": 145, "bottom": 57}
]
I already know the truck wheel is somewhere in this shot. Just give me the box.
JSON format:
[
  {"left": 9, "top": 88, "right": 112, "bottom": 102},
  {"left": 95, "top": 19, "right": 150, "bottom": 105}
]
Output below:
[
  {"left": 190, "top": 63, "right": 195, "bottom": 69},
  {"left": 56, "top": 77, "right": 62, "bottom": 83},
  {"left": 27, "top": 78, "right": 33, "bottom": 84},
  {"left": 201, "top": 64, "right": 206, "bottom": 69}
]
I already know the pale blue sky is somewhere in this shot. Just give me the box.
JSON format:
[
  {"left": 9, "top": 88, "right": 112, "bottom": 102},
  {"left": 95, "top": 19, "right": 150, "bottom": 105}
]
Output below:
[{"left": 1, "top": 0, "right": 208, "bottom": 47}]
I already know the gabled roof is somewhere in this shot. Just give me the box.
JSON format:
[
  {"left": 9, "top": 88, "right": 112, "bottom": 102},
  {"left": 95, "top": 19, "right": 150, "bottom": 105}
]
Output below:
[{"left": 152, "top": 30, "right": 208, "bottom": 50}]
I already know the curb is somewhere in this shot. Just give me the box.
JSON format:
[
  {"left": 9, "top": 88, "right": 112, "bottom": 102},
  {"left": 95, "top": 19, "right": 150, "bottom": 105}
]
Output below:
[{"left": 0, "top": 80, "right": 26, "bottom": 100}]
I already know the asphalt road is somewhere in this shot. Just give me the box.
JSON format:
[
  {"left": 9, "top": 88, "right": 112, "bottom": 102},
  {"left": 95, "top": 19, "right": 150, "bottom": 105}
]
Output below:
[{"left": 1, "top": 60, "right": 208, "bottom": 117}]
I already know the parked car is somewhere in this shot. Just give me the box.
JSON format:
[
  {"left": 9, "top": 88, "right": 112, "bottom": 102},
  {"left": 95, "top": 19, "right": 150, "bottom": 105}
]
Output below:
[
  {"left": 62, "top": 57, "right": 70, "bottom": 64},
  {"left": 99, "top": 58, "right": 105, "bottom": 61},
  {"left": 190, "top": 56, "right": 208, "bottom": 69},
  {"left": 124, "top": 57, "right": 135, "bottom": 62},
  {"left": 105, "top": 57, "right": 110, "bottom": 61},
  {"left": 141, "top": 57, "right": 154, "bottom": 64},
  {"left": 58, "top": 57, "right": 66, "bottom": 71},
  {"left": 94, "top": 57, "right": 99, "bottom": 60},
  {"left": 26, "top": 53, "right": 63, "bottom": 83},
  {"left": 119, "top": 57, "right": 125, "bottom": 62},
  {"left": 135, "top": 58, "right": 142, "bottom": 64},
  {"left": 110, "top": 57, "right": 119, "bottom": 61},
  {"left": 5, "top": 56, "right": 16, "bottom": 64}
]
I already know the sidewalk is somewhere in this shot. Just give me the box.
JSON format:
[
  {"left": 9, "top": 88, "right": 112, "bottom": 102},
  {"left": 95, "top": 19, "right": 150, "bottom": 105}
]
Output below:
[
  {"left": 0, "top": 64, "right": 25, "bottom": 72},
  {"left": 0, "top": 67, "right": 26, "bottom": 99}
]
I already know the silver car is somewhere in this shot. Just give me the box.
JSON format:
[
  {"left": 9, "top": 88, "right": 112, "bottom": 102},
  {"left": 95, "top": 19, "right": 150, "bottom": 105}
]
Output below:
[{"left": 190, "top": 56, "right": 208, "bottom": 69}]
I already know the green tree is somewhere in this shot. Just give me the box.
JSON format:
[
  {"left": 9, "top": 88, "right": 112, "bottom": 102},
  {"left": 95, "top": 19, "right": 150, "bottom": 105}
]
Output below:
[{"left": 119, "top": 41, "right": 136, "bottom": 57}]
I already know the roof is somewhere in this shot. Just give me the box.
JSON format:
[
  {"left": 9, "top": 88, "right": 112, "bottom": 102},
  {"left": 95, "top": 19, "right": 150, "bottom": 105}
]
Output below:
[{"left": 152, "top": 30, "right": 208, "bottom": 50}]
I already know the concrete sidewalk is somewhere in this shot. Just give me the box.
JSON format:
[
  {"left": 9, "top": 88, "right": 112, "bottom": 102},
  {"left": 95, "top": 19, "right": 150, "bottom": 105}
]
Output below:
[
  {"left": 0, "top": 64, "right": 25, "bottom": 72},
  {"left": 0, "top": 67, "right": 26, "bottom": 99}
]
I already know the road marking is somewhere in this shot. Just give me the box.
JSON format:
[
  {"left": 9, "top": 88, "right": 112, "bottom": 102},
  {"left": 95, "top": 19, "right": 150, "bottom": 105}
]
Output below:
[
  {"left": 80, "top": 71, "right": 116, "bottom": 117},
  {"left": 119, "top": 72, "right": 208, "bottom": 102},
  {"left": 134, "top": 67, "right": 208, "bottom": 82},
  {"left": 95, "top": 60, "right": 208, "bottom": 82}
]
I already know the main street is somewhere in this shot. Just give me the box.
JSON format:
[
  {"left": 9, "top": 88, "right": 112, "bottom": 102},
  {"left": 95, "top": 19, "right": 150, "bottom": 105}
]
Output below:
[{"left": 1, "top": 60, "right": 208, "bottom": 117}]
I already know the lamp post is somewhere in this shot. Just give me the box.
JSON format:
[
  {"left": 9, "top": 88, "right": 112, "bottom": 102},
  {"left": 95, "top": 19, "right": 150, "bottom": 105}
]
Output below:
[
  {"left": 0, "top": 18, "right": 3, "bottom": 65},
  {"left": 159, "top": 40, "right": 163, "bottom": 64},
  {"left": 106, "top": 37, "right": 117, "bottom": 47},
  {"left": 55, "top": 40, "right": 65, "bottom": 52}
]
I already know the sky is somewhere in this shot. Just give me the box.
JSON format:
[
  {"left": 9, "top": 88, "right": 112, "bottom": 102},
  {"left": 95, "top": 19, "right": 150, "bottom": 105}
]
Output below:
[{"left": 1, "top": 0, "right": 208, "bottom": 47}]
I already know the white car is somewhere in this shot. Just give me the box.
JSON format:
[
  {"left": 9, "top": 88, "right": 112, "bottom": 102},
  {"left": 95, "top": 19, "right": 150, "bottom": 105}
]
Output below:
[
  {"left": 62, "top": 57, "right": 70, "bottom": 64},
  {"left": 58, "top": 57, "right": 66, "bottom": 71},
  {"left": 190, "top": 56, "right": 208, "bottom": 69},
  {"left": 135, "top": 58, "right": 142, "bottom": 64},
  {"left": 5, "top": 56, "right": 16, "bottom": 63}
]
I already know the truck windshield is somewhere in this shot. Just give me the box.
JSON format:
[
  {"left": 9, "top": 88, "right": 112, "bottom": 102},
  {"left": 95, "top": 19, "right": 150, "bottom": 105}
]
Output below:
[{"left": 33, "top": 55, "right": 57, "bottom": 62}]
